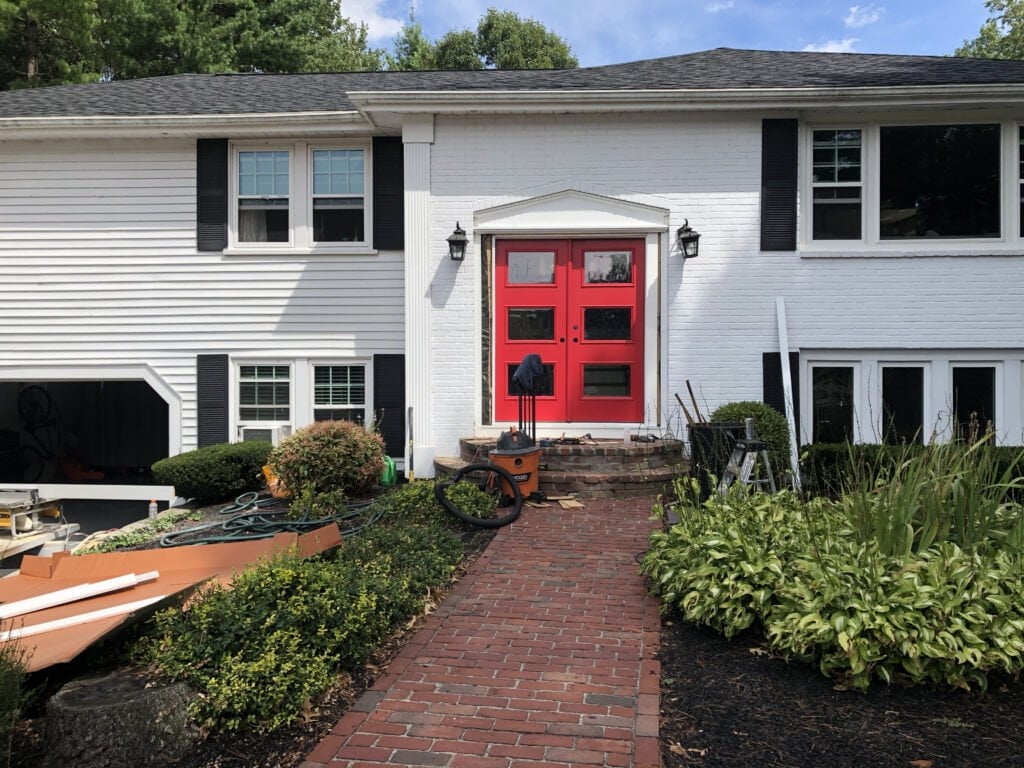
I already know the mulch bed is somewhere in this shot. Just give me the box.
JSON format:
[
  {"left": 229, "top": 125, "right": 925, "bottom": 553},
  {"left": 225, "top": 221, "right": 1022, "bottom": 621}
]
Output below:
[
  {"left": 658, "top": 616, "right": 1024, "bottom": 768},
  {"left": 11, "top": 525, "right": 495, "bottom": 768}
]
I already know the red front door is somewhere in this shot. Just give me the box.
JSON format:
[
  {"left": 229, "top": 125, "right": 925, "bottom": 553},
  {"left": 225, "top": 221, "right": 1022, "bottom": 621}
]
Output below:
[{"left": 495, "top": 238, "right": 644, "bottom": 423}]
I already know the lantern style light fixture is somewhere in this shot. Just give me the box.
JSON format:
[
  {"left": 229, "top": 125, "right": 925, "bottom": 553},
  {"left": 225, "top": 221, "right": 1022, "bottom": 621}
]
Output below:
[
  {"left": 447, "top": 222, "right": 468, "bottom": 261},
  {"left": 677, "top": 219, "right": 701, "bottom": 259}
]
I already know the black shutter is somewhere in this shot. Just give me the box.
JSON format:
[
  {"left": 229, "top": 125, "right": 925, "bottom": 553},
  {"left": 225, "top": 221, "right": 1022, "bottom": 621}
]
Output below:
[
  {"left": 763, "top": 351, "right": 800, "bottom": 442},
  {"left": 760, "top": 119, "right": 799, "bottom": 251},
  {"left": 373, "top": 137, "right": 404, "bottom": 250},
  {"left": 197, "top": 138, "right": 228, "bottom": 252},
  {"left": 373, "top": 354, "right": 405, "bottom": 457},
  {"left": 197, "top": 354, "right": 230, "bottom": 447}
]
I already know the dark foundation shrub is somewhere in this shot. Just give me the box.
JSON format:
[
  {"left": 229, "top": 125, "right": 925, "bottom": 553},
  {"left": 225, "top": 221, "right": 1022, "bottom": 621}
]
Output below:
[
  {"left": 710, "top": 401, "right": 791, "bottom": 485},
  {"left": 0, "top": 633, "right": 25, "bottom": 768},
  {"left": 152, "top": 441, "right": 272, "bottom": 501},
  {"left": 270, "top": 421, "right": 384, "bottom": 498},
  {"left": 135, "top": 524, "right": 462, "bottom": 732}
]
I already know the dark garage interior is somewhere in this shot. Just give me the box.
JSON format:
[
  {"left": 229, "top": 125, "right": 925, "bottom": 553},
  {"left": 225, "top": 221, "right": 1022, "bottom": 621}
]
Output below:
[{"left": 0, "top": 380, "right": 169, "bottom": 483}]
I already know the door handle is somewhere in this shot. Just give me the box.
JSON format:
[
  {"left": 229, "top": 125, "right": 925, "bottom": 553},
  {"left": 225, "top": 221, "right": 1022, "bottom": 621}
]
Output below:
[
  {"left": 559, "top": 337, "right": 566, "bottom": 343},
  {"left": 572, "top": 337, "right": 579, "bottom": 343}
]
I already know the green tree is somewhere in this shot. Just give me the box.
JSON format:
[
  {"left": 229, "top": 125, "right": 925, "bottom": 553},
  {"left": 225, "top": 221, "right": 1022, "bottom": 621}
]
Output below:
[
  {"left": 386, "top": 12, "right": 435, "bottom": 71},
  {"left": 401, "top": 7, "right": 577, "bottom": 71},
  {"left": 0, "top": 0, "right": 101, "bottom": 89},
  {"left": 956, "top": 1, "right": 1024, "bottom": 59},
  {"left": 475, "top": 8, "right": 576, "bottom": 69}
]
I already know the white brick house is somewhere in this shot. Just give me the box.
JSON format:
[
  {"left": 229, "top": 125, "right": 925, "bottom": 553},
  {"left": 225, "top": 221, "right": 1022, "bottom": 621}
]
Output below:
[{"left": 2, "top": 48, "right": 1024, "bottom": 481}]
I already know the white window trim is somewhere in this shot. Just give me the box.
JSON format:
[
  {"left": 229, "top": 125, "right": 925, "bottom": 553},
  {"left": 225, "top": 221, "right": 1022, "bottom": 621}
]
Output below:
[
  {"left": 309, "top": 359, "right": 372, "bottom": 427},
  {"left": 227, "top": 140, "right": 374, "bottom": 255},
  {"left": 801, "top": 350, "right": 1021, "bottom": 446},
  {"left": 800, "top": 118, "right": 1019, "bottom": 256},
  {"left": 233, "top": 360, "right": 295, "bottom": 439}
]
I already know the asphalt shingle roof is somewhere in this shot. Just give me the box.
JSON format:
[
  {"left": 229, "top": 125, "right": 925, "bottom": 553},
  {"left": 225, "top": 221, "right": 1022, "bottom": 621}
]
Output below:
[{"left": 3, "top": 47, "right": 1024, "bottom": 118}]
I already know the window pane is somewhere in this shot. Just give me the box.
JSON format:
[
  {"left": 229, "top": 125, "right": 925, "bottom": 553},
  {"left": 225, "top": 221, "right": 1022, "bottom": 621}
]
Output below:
[
  {"left": 882, "top": 367, "right": 924, "bottom": 444},
  {"left": 812, "top": 367, "right": 854, "bottom": 443},
  {"left": 583, "top": 251, "right": 632, "bottom": 283},
  {"left": 813, "top": 188, "right": 861, "bottom": 240},
  {"left": 880, "top": 124, "right": 1000, "bottom": 239},
  {"left": 311, "top": 149, "right": 364, "bottom": 196},
  {"left": 508, "top": 308, "right": 554, "bottom": 340},
  {"left": 238, "top": 150, "right": 288, "bottom": 198},
  {"left": 812, "top": 129, "right": 862, "bottom": 240},
  {"left": 953, "top": 366, "right": 995, "bottom": 439},
  {"left": 507, "top": 363, "right": 554, "bottom": 396},
  {"left": 313, "top": 365, "right": 365, "bottom": 406},
  {"left": 314, "top": 408, "right": 364, "bottom": 423},
  {"left": 583, "top": 364, "right": 631, "bottom": 397},
  {"left": 812, "top": 129, "right": 861, "bottom": 184},
  {"left": 583, "top": 307, "right": 631, "bottom": 340},
  {"left": 239, "top": 206, "right": 289, "bottom": 242},
  {"left": 239, "top": 365, "right": 290, "bottom": 421},
  {"left": 507, "top": 252, "right": 555, "bottom": 284},
  {"left": 313, "top": 199, "right": 364, "bottom": 242}
]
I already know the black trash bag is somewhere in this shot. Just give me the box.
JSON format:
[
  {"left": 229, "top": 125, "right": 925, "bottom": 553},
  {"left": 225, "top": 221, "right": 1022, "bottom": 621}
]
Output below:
[
  {"left": 513, "top": 353, "right": 544, "bottom": 394},
  {"left": 496, "top": 430, "right": 535, "bottom": 450}
]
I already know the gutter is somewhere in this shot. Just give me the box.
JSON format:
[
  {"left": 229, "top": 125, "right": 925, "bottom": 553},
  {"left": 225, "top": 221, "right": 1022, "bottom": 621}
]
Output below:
[{"left": 0, "top": 109, "right": 371, "bottom": 140}]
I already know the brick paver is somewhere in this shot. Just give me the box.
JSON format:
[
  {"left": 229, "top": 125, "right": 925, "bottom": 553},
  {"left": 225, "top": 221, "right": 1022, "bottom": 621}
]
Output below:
[{"left": 304, "top": 497, "right": 661, "bottom": 768}]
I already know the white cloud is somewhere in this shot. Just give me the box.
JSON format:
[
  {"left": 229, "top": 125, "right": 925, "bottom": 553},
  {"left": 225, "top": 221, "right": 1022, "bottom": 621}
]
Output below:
[
  {"left": 705, "top": 1, "right": 735, "bottom": 11},
  {"left": 844, "top": 4, "right": 883, "bottom": 29},
  {"left": 340, "top": 0, "right": 405, "bottom": 42},
  {"left": 802, "top": 38, "right": 858, "bottom": 53}
]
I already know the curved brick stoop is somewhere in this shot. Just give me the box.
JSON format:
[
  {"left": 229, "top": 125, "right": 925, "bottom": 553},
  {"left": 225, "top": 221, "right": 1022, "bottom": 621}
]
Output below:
[
  {"left": 435, "top": 437, "right": 685, "bottom": 499},
  {"left": 303, "top": 496, "right": 662, "bottom": 768}
]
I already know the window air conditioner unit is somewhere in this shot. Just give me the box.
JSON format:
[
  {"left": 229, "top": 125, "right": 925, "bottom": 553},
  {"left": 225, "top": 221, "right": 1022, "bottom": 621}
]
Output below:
[{"left": 239, "top": 426, "right": 291, "bottom": 446}]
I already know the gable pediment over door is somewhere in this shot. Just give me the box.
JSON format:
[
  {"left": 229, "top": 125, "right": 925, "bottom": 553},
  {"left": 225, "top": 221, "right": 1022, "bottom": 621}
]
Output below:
[{"left": 473, "top": 189, "right": 670, "bottom": 235}]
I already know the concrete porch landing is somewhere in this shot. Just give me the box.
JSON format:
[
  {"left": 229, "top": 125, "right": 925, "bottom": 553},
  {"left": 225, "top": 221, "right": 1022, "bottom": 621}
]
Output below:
[
  {"left": 435, "top": 437, "right": 684, "bottom": 499},
  {"left": 303, "top": 496, "right": 662, "bottom": 768}
]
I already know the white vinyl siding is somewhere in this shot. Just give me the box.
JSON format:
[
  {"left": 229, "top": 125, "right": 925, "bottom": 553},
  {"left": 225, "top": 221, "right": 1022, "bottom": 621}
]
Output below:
[{"left": 0, "top": 138, "right": 403, "bottom": 452}]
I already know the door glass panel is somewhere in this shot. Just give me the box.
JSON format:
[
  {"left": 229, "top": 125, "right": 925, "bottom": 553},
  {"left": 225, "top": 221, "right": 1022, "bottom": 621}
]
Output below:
[
  {"left": 508, "top": 308, "right": 555, "bottom": 340},
  {"left": 507, "top": 363, "right": 554, "bottom": 396},
  {"left": 507, "top": 251, "right": 555, "bottom": 284},
  {"left": 953, "top": 366, "right": 995, "bottom": 439},
  {"left": 882, "top": 367, "right": 924, "bottom": 444},
  {"left": 583, "top": 365, "right": 630, "bottom": 397},
  {"left": 583, "top": 307, "right": 631, "bottom": 340},
  {"left": 584, "top": 251, "right": 632, "bottom": 283},
  {"left": 812, "top": 366, "right": 854, "bottom": 443}
]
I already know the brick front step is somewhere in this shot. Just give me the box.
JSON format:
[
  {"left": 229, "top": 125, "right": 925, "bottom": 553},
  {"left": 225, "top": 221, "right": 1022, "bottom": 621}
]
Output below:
[{"left": 434, "top": 437, "right": 686, "bottom": 499}]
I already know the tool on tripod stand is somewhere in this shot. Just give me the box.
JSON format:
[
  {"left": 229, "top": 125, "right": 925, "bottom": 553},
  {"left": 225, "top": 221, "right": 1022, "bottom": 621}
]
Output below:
[{"left": 718, "top": 417, "right": 777, "bottom": 494}]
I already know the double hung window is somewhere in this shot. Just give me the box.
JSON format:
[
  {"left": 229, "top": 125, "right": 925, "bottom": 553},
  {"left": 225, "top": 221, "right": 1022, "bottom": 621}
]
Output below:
[
  {"left": 313, "top": 364, "right": 367, "bottom": 424},
  {"left": 231, "top": 143, "right": 370, "bottom": 250}
]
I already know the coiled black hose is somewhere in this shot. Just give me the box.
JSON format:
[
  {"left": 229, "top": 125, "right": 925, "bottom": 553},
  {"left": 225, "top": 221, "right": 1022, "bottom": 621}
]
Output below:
[
  {"left": 434, "top": 462, "right": 523, "bottom": 528},
  {"left": 159, "top": 493, "right": 382, "bottom": 547}
]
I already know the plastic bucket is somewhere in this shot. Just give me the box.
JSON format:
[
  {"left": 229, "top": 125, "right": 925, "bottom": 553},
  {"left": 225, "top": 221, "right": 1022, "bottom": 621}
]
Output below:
[{"left": 488, "top": 447, "right": 542, "bottom": 498}]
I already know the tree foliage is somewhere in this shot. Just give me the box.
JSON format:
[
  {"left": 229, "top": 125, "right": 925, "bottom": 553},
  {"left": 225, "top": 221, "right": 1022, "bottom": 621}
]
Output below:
[
  {"left": 387, "top": 7, "right": 577, "bottom": 71},
  {"left": 0, "top": 0, "right": 384, "bottom": 89},
  {"left": 956, "top": 0, "right": 1024, "bottom": 59}
]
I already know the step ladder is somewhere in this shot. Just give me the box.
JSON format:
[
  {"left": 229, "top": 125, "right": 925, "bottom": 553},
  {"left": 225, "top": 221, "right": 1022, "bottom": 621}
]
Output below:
[{"left": 718, "top": 418, "right": 777, "bottom": 494}]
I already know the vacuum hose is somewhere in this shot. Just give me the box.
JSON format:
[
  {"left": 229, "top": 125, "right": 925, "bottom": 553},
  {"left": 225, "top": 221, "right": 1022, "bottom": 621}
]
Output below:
[{"left": 434, "top": 462, "right": 523, "bottom": 529}]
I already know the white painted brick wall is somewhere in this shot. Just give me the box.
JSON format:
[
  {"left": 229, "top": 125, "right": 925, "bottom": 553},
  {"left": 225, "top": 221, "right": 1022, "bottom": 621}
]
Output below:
[{"left": 426, "top": 112, "right": 1024, "bottom": 456}]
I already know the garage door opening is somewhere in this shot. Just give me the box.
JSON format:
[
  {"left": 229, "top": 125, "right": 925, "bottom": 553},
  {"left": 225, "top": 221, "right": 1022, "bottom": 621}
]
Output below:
[{"left": 0, "top": 381, "right": 169, "bottom": 483}]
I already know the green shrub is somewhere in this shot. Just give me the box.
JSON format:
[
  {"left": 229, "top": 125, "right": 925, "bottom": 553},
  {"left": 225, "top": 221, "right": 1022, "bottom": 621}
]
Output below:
[
  {"left": 0, "top": 636, "right": 25, "bottom": 768},
  {"left": 270, "top": 421, "right": 384, "bottom": 498},
  {"left": 152, "top": 441, "right": 272, "bottom": 501},
  {"left": 804, "top": 442, "right": 1024, "bottom": 501},
  {"left": 135, "top": 525, "right": 462, "bottom": 732},
  {"left": 710, "top": 401, "right": 791, "bottom": 484},
  {"left": 375, "top": 480, "right": 495, "bottom": 529},
  {"left": 643, "top": 466, "right": 1024, "bottom": 692}
]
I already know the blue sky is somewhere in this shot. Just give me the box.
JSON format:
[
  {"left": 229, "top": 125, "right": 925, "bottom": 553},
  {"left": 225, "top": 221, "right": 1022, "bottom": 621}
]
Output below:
[{"left": 341, "top": 0, "right": 995, "bottom": 66}]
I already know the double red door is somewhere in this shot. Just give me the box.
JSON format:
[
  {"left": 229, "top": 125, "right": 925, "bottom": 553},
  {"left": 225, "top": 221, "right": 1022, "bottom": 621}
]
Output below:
[{"left": 495, "top": 239, "right": 644, "bottom": 423}]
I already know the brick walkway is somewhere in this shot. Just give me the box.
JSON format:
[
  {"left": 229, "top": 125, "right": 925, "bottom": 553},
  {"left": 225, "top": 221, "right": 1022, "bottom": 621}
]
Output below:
[{"left": 303, "top": 496, "right": 661, "bottom": 768}]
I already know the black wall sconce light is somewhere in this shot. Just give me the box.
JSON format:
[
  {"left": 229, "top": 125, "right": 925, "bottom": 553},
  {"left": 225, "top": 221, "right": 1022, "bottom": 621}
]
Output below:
[
  {"left": 677, "top": 219, "right": 701, "bottom": 259},
  {"left": 447, "top": 222, "right": 468, "bottom": 261}
]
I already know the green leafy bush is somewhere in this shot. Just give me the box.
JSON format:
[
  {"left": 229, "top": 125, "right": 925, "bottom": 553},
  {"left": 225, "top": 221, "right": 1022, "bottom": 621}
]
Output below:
[
  {"left": 643, "top": 453, "right": 1024, "bottom": 692},
  {"left": 710, "top": 401, "right": 791, "bottom": 484},
  {"left": 804, "top": 442, "right": 1024, "bottom": 501},
  {"left": 136, "top": 524, "right": 462, "bottom": 732},
  {"left": 270, "top": 421, "right": 384, "bottom": 498},
  {"left": 152, "top": 441, "right": 272, "bottom": 501},
  {"left": 0, "top": 636, "right": 25, "bottom": 768},
  {"left": 375, "top": 480, "right": 495, "bottom": 529}
]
